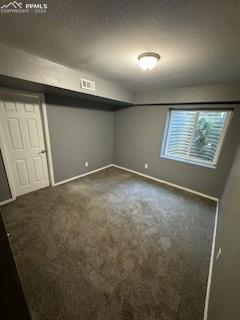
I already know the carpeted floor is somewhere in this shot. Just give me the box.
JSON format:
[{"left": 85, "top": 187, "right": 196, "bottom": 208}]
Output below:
[{"left": 1, "top": 167, "right": 216, "bottom": 320}]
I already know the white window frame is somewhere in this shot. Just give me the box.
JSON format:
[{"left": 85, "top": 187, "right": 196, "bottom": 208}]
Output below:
[{"left": 161, "top": 109, "right": 233, "bottom": 169}]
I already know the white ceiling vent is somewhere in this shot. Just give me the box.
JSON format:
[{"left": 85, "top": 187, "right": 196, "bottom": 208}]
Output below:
[{"left": 80, "top": 78, "right": 96, "bottom": 91}]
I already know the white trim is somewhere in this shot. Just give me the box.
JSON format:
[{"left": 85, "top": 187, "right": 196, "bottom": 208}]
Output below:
[
  {"left": 161, "top": 109, "right": 233, "bottom": 168},
  {"left": 0, "top": 88, "right": 54, "bottom": 201},
  {"left": 0, "top": 197, "right": 15, "bottom": 206},
  {"left": 203, "top": 200, "right": 219, "bottom": 320},
  {"left": 112, "top": 164, "right": 219, "bottom": 320},
  {"left": 112, "top": 164, "right": 218, "bottom": 202},
  {"left": 213, "top": 111, "right": 233, "bottom": 166},
  {"left": 160, "top": 110, "right": 171, "bottom": 156},
  {"left": 0, "top": 156, "right": 221, "bottom": 318},
  {"left": 0, "top": 88, "right": 40, "bottom": 100},
  {"left": 53, "top": 164, "right": 114, "bottom": 186},
  {"left": 161, "top": 154, "right": 216, "bottom": 169},
  {"left": 0, "top": 96, "right": 17, "bottom": 202},
  {"left": 40, "top": 94, "right": 55, "bottom": 186}
]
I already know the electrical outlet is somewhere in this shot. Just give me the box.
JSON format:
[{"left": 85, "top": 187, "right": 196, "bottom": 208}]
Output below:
[
  {"left": 85, "top": 162, "right": 89, "bottom": 168},
  {"left": 216, "top": 247, "right": 222, "bottom": 261},
  {"left": 144, "top": 163, "right": 149, "bottom": 169}
]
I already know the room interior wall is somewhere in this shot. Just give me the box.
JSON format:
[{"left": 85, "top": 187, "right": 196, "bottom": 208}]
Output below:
[
  {"left": 0, "top": 150, "right": 11, "bottom": 202},
  {"left": 0, "top": 43, "right": 134, "bottom": 104},
  {"left": 208, "top": 142, "right": 240, "bottom": 319},
  {"left": 45, "top": 94, "right": 114, "bottom": 183},
  {"left": 114, "top": 105, "right": 240, "bottom": 198},
  {"left": 135, "top": 83, "right": 240, "bottom": 104},
  {"left": 1, "top": 86, "right": 240, "bottom": 202}
]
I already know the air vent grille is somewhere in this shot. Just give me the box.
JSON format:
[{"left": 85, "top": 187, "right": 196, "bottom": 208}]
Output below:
[{"left": 80, "top": 78, "right": 96, "bottom": 91}]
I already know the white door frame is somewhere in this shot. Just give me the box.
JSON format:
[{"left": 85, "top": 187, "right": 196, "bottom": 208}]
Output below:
[{"left": 0, "top": 88, "right": 55, "bottom": 205}]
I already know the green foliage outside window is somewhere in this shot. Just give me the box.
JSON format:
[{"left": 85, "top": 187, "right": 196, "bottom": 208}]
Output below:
[{"left": 194, "top": 117, "right": 212, "bottom": 151}]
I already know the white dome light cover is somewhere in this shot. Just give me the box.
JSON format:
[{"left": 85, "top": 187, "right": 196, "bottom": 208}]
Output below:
[{"left": 138, "top": 52, "right": 160, "bottom": 71}]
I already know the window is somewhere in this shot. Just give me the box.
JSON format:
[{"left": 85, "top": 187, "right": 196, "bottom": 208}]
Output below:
[{"left": 161, "top": 109, "right": 232, "bottom": 168}]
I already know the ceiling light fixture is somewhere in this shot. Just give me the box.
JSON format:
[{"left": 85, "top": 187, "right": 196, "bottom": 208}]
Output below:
[{"left": 138, "top": 52, "right": 160, "bottom": 71}]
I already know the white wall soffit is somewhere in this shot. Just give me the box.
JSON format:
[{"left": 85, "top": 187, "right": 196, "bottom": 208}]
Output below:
[
  {"left": 135, "top": 83, "right": 240, "bottom": 105},
  {"left": 0, "top": 43, "right": 134, "bottom": 104}
]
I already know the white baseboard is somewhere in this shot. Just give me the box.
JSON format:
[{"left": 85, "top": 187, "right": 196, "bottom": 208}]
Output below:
[
  {"left": 203, "top": 200, "right": 219, "bottom": 320},
  {"left": 53, "top": 164, "right": 114, "bottom": 186},
  {"left": 0, "top": 197, "right": 15, "bottom": 206},
  {"left": 1, "top": 161, "right": 219, "bottom": 320},
  {"left": 1, "top": 163, "right": 219, "bottom": 204},
  {"left": 112, "top": 164, "right": 218, "bottom": 202},
  {"left": 112, "top": 164, "right": 219, "bottom": 320}
]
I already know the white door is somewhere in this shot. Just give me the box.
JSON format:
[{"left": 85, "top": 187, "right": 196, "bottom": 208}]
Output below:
[{"left": 0, "top": 94, "right": 50, "bottom": 197}]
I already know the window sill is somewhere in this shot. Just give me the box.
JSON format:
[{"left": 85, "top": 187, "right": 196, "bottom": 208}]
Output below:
[{"left": 160, "top": 154, "right": 216, "bottom": 169}]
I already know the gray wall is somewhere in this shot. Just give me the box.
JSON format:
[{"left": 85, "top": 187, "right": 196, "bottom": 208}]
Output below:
[
  {"left": 114, "top": 105, "right": 240, "bottom": 198},
  {"left": 0, "top": 43, "right": 134, "bottom": 104},
  {"left": 135, "top": 83, "right": 240, "bottom": 104},
  {"left": 46, "top": 95, "right": 114, "bottom": 183},
  {"left": 208, "top": 143, "right": 240, "bottom": 319},
  {"left": 0, "top": 150, "right": 11, "bottom": 202},
  {"left": 1, "top": 89, "right": 239, "bottom": 200}
]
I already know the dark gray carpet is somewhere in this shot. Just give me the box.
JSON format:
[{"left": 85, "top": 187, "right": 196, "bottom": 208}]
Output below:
[{"left": 1, "top": 167, "right": 216, "bottom": 320}]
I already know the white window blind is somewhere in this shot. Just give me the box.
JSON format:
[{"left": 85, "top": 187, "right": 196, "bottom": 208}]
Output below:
[{"left": 162, "top": 109, "right": 232, "bottom": 167}]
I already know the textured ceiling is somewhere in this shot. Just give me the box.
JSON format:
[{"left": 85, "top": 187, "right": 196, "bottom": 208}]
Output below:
[{"left": 0, "top": 0, "right": 240, "bottom": 92}]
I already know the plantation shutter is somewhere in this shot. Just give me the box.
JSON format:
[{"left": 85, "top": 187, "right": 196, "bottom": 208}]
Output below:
[{"left": 165, "top": 110, "right": 231, "bottom": 165}]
